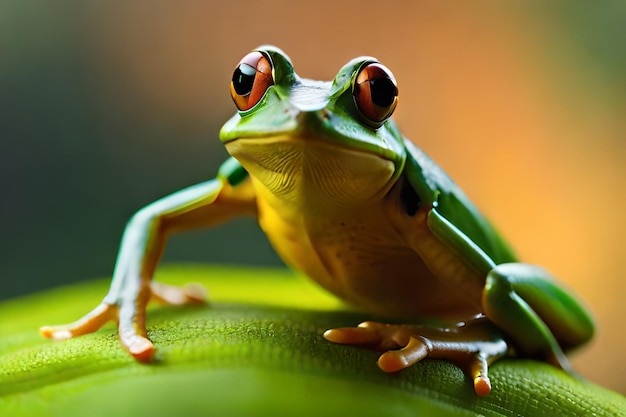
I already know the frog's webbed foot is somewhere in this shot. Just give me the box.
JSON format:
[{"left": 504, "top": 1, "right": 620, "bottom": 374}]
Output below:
[
  {"left": 323, "top": 317, "right": 510, "bottom": 396},
  {"left": 40, "top": 282, "right": 207, "bottom": 362}
]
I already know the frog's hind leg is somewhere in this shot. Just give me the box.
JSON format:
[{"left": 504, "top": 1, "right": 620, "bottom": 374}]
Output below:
[{"left": 482, "top": 263, "right": 595, "bottom": 372}]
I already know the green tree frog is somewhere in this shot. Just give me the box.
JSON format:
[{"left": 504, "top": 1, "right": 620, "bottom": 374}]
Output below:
[{"left": 41, "top": 46, "right": 594, "bottom": 396}]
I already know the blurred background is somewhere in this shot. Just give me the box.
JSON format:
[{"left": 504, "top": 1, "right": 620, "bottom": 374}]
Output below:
[{"left": 1, "top": 0, "right": 624, "bottom": 393}]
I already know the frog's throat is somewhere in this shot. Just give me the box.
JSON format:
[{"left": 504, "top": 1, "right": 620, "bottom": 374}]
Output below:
[{"left": 224, "top": 135, "right": 398, "bottom": 210}]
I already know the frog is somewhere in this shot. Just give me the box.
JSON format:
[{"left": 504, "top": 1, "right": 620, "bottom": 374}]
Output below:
[{"left": 41, "top": 45, "right": 594, "bottom": 396}]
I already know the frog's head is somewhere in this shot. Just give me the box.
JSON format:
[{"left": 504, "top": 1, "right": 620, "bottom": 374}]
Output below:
[{"left": 220, "top": 46, "right": 406, "bottom": 207}]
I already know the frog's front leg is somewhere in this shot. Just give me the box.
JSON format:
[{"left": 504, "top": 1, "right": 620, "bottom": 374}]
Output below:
[
  {"left": 41, "top": 160, "right": 256, "bottom": 361},
  {"left": 324, "top": 317, "right": 510, "bottom": 396}
]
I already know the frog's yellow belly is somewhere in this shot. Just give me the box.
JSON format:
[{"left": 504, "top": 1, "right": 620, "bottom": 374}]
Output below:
[
  {"left": 226, "top": 135, "right": 483, "bottom": 319},
  {"left": 255, "top": 192, "right": 483, "bottom": 320}
]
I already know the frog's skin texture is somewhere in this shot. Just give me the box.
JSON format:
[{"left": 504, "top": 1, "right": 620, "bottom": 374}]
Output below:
[{"left": 41, "top": 46, "right": 594, "bottom": 396}]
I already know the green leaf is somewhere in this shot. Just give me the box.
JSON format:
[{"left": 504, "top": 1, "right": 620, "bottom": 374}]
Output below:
[{"left": 1, "top": 265, "right": 624, "bottom": 417}]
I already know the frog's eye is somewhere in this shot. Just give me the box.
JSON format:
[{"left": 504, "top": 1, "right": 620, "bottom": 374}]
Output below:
[
  {"left": 230, "top": 51, "right": 274, "bottom": 111},
  {"left": 353, "top": 62, "right": 398, "bottom": 126}
]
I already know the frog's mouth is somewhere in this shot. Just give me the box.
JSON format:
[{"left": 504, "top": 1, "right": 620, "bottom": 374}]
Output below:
[
  {"left": 220, "top": 104, "right": 405, "bottom": 166},
  {"left": 224, "top": 133, "right": 398, "bottom": 209}
]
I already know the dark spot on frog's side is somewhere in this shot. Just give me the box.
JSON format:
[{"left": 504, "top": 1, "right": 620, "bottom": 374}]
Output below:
[{"left": 400, "top": 177, "right": 420, "bottom": 216}]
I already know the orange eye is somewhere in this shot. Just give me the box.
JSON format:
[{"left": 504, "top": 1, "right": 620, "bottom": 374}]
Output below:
[
  {"left": 353, "top": 62, "right": 398, "bottom": 125},
  {"left": 230, "top": 51, "right": 274, "bottom": 111}
]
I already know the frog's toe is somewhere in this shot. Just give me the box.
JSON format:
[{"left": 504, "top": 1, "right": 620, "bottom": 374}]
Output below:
[
  {"left": 323, "top": 322, "right": 384, "bottom": 346},
  {"left": 377, "top": 336, "right": 428, "bottom": 372},
  {"left": 324, "top": 321, "right": 418, "bottom": 351},
  {"left": 150, "top": 281, "right": 207, "bottom": 305},
  {"left": 465, "top": 352, "right": 492, "bottom": 396},
  {"left": 40, "top": 303, "right": 116, "bottom": 340},
  {"left": 119, "top": 331, "right": 155, "bottom": 362},
  {"left": 116, "top": 300, "right": 156, "bottom": 362}
]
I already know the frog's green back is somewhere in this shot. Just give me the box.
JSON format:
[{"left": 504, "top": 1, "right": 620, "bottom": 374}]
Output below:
[{"left": 402, "top": 138, "right": 517, "bottom": 265}]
